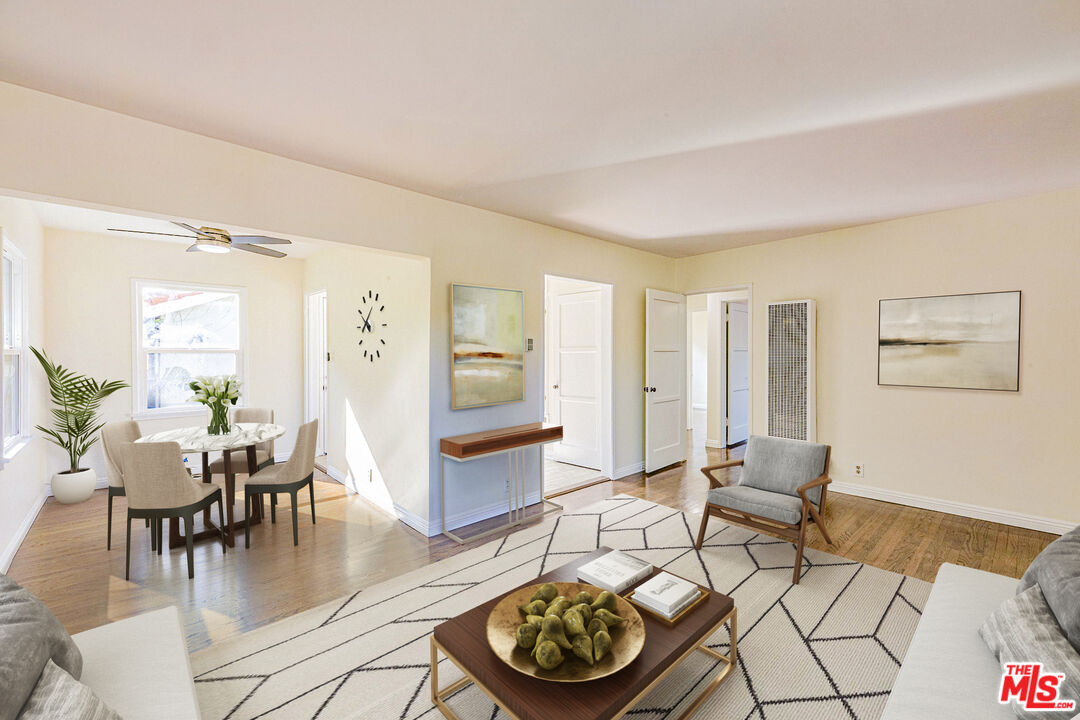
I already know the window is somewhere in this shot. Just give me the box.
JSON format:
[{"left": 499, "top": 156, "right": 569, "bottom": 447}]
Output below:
[
  {"left": 133, "top": 280, "right": 246, "bottom": 417},
  {"left": 3, "top": 239, "right": 29, "bottom": 457}
]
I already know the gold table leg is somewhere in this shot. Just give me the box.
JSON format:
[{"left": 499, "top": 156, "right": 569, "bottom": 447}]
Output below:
[{"left": 677, "top": 607, "right": 738, "bottom": 719}]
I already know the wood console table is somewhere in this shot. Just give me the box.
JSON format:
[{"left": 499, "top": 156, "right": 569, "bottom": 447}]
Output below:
[{"left": 439, "top": 423, "right": 564, "bottom": 544}]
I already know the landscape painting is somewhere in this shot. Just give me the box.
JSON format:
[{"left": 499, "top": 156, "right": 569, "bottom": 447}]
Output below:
[
  {"left": 878, "top": 291, "right": 1020, "bottom": 391},
  {"left": 451, "top": 284, "right": 525, "bottom": 409}
]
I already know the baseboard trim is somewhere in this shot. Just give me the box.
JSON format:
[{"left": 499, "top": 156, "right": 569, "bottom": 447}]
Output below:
[
  {"left": 612, "top": 462, "right": 644, "bottom": 480},
  {"left": 704, "top": 439, "right": 724, "bottom": 449},
  {"left": 830, "top": 481, "right": 1073, "bottom": 535},
  {"left": 1, "top": 490, "right": 47, "bottom": 572},
  {"left": 322, "top": 464, "right": 349, "bottom": 486},
  {"left": 420, "top": 492, "right": 546, "bottom": 538}
]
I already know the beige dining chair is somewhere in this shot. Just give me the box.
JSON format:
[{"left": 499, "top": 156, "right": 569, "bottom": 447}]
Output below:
[
  {"left": 208, "top": 407, "right": 276, "bottom": 477},
  {"left": 102, "top": 420, "right": 142, "bottom": 551},
  {"left": 243, "top": 419, "right": 318, "bottom": 548},
  {"left": 120, "top": 441, "right": 226, "bottom": 580}
]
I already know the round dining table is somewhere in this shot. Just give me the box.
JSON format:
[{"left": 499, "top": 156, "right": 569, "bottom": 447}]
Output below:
[{"left": 137, "top": 422, "right": 286, "bottom": 548}]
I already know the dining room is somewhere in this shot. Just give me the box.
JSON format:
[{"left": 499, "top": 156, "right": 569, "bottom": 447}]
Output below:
[{"left": 0, "top": 195, "right": 432, "bottom": 641}]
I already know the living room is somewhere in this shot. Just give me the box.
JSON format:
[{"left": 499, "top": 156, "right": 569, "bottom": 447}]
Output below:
[{"left": 1, "top": 2, "right": 1079, "bottom": 719}]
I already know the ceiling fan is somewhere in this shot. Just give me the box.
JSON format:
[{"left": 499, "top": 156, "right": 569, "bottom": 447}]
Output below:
[{"left": 106, "top": 221, "right": 292, "bottom": 258}]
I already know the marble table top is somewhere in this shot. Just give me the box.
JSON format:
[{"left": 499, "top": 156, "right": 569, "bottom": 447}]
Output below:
[{"left": 136, "top": 422, "right": 286, "bottom": 453}]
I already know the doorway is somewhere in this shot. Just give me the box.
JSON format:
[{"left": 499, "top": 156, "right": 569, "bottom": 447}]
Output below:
[
  {"left": 543, "top": 275, "right": 614, "bottom": 496},
  {"left": 305, "top": 289, "right": 329, "bottom": 458},
  {"left": 686, "top": 288, "right": 752, "bottom": 460}
]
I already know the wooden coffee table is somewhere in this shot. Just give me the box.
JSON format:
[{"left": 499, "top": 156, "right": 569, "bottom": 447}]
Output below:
[{"left": 430, "top": 547, "right": 737, "bottom": 720}]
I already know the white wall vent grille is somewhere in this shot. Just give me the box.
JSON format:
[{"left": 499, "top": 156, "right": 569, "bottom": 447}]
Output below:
[{"left": 767, "top": 299, "right": 816, "bottom": 442}]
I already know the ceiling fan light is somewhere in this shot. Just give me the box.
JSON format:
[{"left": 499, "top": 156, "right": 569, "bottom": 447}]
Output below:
[{"left": 194, "top": 237, "right": 231, "bottom": 254}]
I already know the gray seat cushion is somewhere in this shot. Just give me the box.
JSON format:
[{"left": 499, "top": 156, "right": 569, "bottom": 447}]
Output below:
[
  {"left": 740, "top": 435, "right": 829, "bottom": 505},
  {"left": 1018, "top": 524, "right": 1080, "bottom": 653},
  {"left": 0, "top": 574, "right": 83, "bottom": 720},
  {"left": 707, "top": 485, "right": 803, "bottom": 525},
  {"left": 980, "top": 584, "right": 1080, "bottom": 720}
]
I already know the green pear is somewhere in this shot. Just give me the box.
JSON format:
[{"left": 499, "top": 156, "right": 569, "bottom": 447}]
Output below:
[
  {"left": 593, "top": 630, "right": 612, "bottom": 662},
  {"left": 594, "top": 608, "right": 625, "bottom": 628},
  {"left": 515, "top": 623, "right": 538, "bottom": 650},
  {"left": 572, "top": 591, "right": 594, "bottom": 606},
  {"left": 544, "top": 597, "right": 571, "bottom": 618},
  {"left": 535, "top": 639, "right": 564, "bottom": 670},
  {"left": 587, "top": 618, "right": 607, "bottom": 637},
  {"left": 590, "top": 590, "right": 617, "bottom": 612},
  {"left": 530, "top": 582, "right": 558, "bottom": 603},
  {"left": 540, "top": 614, "right": 573, "bottom": 650},
  {"left": 519, "top": 599, "right": 546, "bottom": 616},
  {"left": 525, "top": 614, "right": 544, "bottom": 630},
  {"left": 562, "top": 608, "right": 587, "bottom": 637},
  {"left": 571, "top": 634, "right": 595, "bottom": 667},
  {"left": 570, "top": 602, "right": 593, "bottom": 624}
]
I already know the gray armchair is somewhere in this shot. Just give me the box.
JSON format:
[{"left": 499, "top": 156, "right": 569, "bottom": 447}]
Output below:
[{"left": 695, "top": 435, "right": 832, "bottom": 584}]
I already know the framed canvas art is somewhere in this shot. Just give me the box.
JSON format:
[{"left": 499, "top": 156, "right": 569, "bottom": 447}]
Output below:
[
  {"left": 451, "top": 283, "right": 525, "bottom": 409},
  {"left": 878, "top": 290, "right": 1021, "bottom": 391}
]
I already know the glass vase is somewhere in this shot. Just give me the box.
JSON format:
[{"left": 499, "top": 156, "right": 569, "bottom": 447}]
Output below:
[{"left": 207, "top": 404, "right": 230, "bottom": 435}]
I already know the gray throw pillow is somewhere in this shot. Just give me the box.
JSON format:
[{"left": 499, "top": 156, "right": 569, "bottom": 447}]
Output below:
[
  {"left": 1019, "top": 524, "right": 1080, "bottom": 653},
  {"left": 17, "top": 660, "right": 121, "bottom": 720},
  {"left": 0, "top": 574, "right": 83, "bottom": 720},
  {"left": 980, "top": 584, "right": 1080, "bottom": 720}
]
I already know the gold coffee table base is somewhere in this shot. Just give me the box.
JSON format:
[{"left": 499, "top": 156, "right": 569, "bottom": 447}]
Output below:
[{"left": 431, "top": 607, "right": 737, "bottom": 720}]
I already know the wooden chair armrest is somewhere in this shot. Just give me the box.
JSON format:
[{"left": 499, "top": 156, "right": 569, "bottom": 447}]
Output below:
[
  {"left": 796, "top": 473, "right": 831, "bottom": 501},
  {"left": 700, "top": 458, "right": 744, "bottom": 488}
]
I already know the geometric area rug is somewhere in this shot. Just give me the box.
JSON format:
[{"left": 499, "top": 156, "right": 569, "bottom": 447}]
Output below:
[{"left": 190, "top": 496, "right": 931, "bottom": 719}]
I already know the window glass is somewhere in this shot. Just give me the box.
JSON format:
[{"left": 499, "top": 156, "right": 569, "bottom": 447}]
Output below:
[{"left": 141, "top": 288, "right": 239, "bottom": 349}]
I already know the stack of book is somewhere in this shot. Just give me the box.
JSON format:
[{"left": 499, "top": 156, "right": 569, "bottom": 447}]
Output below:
[
  {"left": 630, "top": 572, "right": 701, "bottom": 620},
  {"left": 577, "top": 550, "right": 653, "bottom": 594}
]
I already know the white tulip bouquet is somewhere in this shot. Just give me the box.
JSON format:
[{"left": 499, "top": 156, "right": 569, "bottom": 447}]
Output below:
[{"left": 189, "top": 375, "right": 242, "bottom": 435}]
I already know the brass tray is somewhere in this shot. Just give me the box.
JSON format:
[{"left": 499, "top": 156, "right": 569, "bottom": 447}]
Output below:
[{"left": 486, "top": 582, "right": 645, "bottom": 683}]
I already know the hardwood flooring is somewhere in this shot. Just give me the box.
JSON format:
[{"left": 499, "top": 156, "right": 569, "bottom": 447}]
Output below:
[{"left": 7, "top": 439, "right": 1055, "bottom": 652}]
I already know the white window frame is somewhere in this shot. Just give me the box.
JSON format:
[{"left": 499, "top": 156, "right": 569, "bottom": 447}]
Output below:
[
  {"left": 2, "top": 233, "right": 31, "bottom": 462},
  {"left": 131, "top": 278, "right": 248, "bottom": 420}
]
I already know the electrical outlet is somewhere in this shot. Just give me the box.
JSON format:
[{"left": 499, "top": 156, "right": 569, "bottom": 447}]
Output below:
[{"left": 854, "top": 463, "right": 865, "bottom": 478}]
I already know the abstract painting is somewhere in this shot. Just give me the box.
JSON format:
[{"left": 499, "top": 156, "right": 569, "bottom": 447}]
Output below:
[
  {"left": 878, "top": 291, "right": 1020, "bottom": 391},
  {"left": 451, "top": 283, "right": 525, "bottom": 409}
]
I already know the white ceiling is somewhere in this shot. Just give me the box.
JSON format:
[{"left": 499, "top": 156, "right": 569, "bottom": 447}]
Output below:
[{"left": 2, "top": 1, "right": 1079, "bottom": 257}]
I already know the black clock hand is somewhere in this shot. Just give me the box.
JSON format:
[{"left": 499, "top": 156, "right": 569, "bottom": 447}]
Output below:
[{"left": 362, "top": 305, "right": 375, "bottom": 332}]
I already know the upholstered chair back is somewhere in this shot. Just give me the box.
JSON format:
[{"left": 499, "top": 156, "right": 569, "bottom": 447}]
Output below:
[
  {"left": 101, "top": 420, "right": 141, "bottom": 489},
  {"left": 120, "top": 442, "right": 210, "bottom": 510},
  {"left": 280, "top": 420, "right": 318, "bottom": 485},
  {"left": 739, "top": 435, "right": 830, "bottom": 505},
  {"left": 234, "top": 407, "right": 275, "bottom": 457}
]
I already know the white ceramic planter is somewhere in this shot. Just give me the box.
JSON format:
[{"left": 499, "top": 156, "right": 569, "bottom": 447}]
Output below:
[{"left": 51, "top": 468, "right": 97, "bottom": 504}]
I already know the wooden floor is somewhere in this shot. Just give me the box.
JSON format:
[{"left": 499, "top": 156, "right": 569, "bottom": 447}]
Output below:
[{"left": 8, "top": 438, "right": 1055, "bottom": 652}]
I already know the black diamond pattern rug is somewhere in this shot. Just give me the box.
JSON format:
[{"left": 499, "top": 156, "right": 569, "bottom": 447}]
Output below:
[{"left": 191, "top": 496, "right": 930, "bottom": 719}]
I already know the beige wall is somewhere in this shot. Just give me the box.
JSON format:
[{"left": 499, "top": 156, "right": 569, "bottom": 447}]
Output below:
[
  {"left": 42, "top": 229, "right": 305, "bottom": 479},
  {"left": 0, "top": 197, "right": 47, "bottom": 569},
  {"left": 0, "top": 83, "right": 678, "bottom": 536},
  {"left": 677, "top": 187, "right": 1080, "bottom": 529},
  {"left": 303, "top": 244, "right": 430, "bottom": 522}
]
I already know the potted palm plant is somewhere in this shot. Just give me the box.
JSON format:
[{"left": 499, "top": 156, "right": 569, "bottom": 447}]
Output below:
[{"left": 31, "top": 347, "right": 128, "bottom": 504}]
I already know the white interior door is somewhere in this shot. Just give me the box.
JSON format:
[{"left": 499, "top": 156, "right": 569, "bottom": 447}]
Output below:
[
  {"left": 305, "top": 290, "right": 328, "bottom": 455},
  {"left": 645, "top": 289, "right": 686, "bottom": 473},
  {"left": 726, "top": 300, "right": 750, "bottom": 445},
  {"left": 547, "top": 288, "right": 602, "bottom": 469}
]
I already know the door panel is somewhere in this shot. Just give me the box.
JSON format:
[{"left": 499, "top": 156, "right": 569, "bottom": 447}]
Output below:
[
  {"left": 548, "top": 289, "right": 602, "bottom": 469},
  {"left": 645, "top": 289, "right": 686, "bottom": 473},
  {"left": 727, "top": 301, "right": 749, "bottom": 445}
]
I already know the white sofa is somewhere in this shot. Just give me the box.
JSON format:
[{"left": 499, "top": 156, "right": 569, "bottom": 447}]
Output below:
[
  {"left": 72, "top": 606, "right": 201, "bottom": 719},
  {"left": 882, "top": 563, "right": 1015, "bottom": 720}
]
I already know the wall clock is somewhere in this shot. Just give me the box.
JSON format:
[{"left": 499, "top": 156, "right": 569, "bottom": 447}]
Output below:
[{"left": 357, "top": 290, "right": 388, "bottom": 362}]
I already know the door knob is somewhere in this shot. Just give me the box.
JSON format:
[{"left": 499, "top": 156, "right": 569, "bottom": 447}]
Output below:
[{"left": 650, "top": 387, "right": 657, "bottom": 393}]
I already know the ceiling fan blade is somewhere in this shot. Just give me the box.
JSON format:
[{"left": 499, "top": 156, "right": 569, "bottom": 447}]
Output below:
[
  {"left": 232, "top": 243, "right": 287, "bottom": 259},
  {"left": 173, "top": 221, "right": 212, "bottom": 237},
  {"left": 107, "top": 227, "right": 196, "bottom": 239},
  {"left": 229, "top": 235, "right": 292, "bottom": 245}
]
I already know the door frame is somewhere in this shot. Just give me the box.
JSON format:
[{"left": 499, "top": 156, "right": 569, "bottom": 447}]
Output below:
[
  {"left": 542, "top": 274, "right": 615, "bottom": 481},
  {"left": 304, "top": 289, "right": 329, "bottom": 456},
  {"left": 685, "top": 284, "right": 754, "bottom": 449}
]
